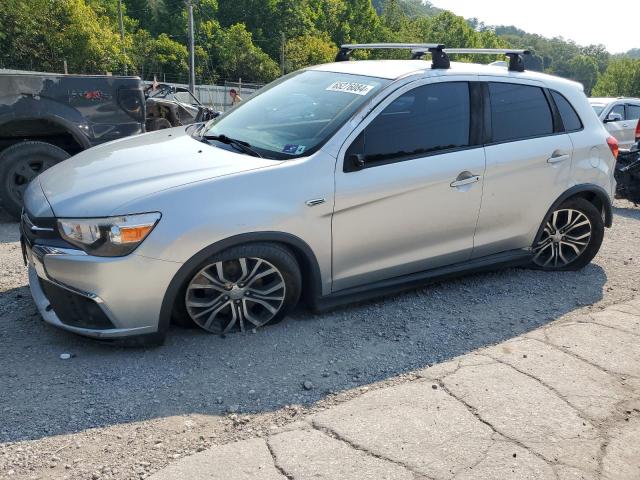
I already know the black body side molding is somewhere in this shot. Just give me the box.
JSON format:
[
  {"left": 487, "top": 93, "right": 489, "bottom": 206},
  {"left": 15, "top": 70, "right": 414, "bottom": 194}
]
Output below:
[{"left": 313, "top": 249, "right": 532, "bottom": 313}]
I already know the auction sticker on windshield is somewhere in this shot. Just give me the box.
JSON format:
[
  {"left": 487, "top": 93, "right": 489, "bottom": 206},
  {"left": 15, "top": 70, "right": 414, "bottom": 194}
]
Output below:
[{"left": 326, "top": 81, "right": 375, "bottom": 96}]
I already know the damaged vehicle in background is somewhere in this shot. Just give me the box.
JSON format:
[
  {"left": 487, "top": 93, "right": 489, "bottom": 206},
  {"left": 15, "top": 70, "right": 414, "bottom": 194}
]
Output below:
[
  {"left": 0, "top": 72, "right": 218, "bottom": 220},
  {"left": 145, "top": 83, "right": 219, "bottom": 131},
  {"left": 0, "top": 71, "right": 147, "bottom": 219}
]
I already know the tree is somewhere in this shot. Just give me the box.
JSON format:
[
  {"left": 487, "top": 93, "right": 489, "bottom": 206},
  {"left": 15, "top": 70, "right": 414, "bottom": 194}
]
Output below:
[
  {"left": 567, "top": 55, "right": 599, "bottom": 95},
  {"left": 213, "top": 24, "right": 280, "bottom": 82},
  {"left": 581, "top": 44, "right": 609, "bottom": 74},
  {"left": 592, "top": 58, "right": 640, "bottom": 97},
  {"left": 131, "top": 31, "right": 189, "bottom": 82},
  {"left": 284, "top": 34, "right": 336, "bottom": 72},
  {"left": 0, "top": 0, "right": 126, "bottom": 73}
]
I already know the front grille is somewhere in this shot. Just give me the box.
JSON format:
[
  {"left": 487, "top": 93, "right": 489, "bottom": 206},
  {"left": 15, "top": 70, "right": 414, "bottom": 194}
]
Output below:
[{"left": 39, "top": 279, "right": 115, "bottom": 330}]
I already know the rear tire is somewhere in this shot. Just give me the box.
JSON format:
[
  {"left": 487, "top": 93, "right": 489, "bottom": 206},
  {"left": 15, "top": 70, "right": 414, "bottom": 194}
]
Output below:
[
  {"left": 174, "top": 243, "right": 301, "bottom": 334},
  {"left": 531, "top": 197, "right": 604, "bottom": 271},
  {"left": 0, "top": 141, "right": 70, "bottom": 219}
]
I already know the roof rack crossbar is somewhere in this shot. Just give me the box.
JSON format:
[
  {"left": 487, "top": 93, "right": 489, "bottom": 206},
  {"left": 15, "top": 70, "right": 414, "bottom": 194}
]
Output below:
[
  {"left": 335, "top": 44, "right": 531, "bottom": 72},
  {"left": 443, "top": 48, "right": 531, "bottom": 72},
  {"left": 336, "top": 43, "right": 446, "bottom": 64}
]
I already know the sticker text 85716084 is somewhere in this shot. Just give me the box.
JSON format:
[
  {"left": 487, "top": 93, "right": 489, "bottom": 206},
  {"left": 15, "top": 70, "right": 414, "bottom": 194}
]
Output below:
[{"left": 326, "top": 81, "right": 375, "bottom": 96}]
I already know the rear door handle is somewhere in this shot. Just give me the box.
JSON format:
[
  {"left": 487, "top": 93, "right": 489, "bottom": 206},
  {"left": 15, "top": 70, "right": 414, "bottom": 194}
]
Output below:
[
  {"left": 623, "top": 123, "right": 629, "bottom": 128},
  {"left": 450, "top": 175, "right": 481, "bottom": 188},
  {"left": 547, "top": 151, "right": 570, "bottom": 164}
]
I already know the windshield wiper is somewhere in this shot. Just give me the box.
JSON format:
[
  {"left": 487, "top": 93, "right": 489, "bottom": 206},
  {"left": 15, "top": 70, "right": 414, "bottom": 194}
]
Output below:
[{"left": 203, "top": 134, "right": 263, "bottom": 158}]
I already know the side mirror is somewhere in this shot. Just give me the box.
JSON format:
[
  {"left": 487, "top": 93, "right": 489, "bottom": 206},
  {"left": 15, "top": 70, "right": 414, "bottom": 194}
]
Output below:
[
  {"left": 348, "top": 153, "right": 366, "bottom": 171},
  {"left": 604, "top": 112, "right": 623, "bottom": 123}
]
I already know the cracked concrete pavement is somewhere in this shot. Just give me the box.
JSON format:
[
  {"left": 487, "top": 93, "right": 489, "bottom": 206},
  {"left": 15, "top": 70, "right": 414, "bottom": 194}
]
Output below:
[{"left": 149, "top": 298, "right": 640, "bottom": 480}]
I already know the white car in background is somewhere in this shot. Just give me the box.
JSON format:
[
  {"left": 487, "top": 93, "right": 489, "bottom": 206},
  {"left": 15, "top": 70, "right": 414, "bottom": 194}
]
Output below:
[{"left": 589, "top": 97, "right": 640, "bottom": 151}]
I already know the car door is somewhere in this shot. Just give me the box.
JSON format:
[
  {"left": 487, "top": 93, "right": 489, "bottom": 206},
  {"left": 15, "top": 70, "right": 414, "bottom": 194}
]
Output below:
[
  {"left": 331, "top": 79, "right": 486, "bottom": 291},
  {"left": 625, "top": 103, "right": 640, "bottom": 147},
  {"left": 604, "top": 104, "right": 632, "bottom": 149},
  {"left": 473, "top": 79, "right": 574, "bottom": 258}
]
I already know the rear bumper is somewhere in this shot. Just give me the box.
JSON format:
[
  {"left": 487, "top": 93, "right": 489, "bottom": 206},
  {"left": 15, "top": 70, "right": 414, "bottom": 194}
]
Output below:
[{"left": 27, "top": 244, "right": 181, "bottom": 339}]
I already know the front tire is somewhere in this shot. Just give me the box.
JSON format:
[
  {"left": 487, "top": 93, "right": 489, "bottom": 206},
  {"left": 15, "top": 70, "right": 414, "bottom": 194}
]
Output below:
[
  {"left": 177, "top": 243, "right": 301, "bottom": 334},
  {"left": 0, "top": 141, "right": 70, "bottom": 219},
  {"left": 532, "top": 197, "right": 604, "bottom": 271}
]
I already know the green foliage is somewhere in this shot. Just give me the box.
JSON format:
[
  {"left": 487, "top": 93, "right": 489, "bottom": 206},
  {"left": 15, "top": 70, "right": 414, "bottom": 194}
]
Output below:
[
  {"left": 1, "top": 0, "right": 638, "bottom": 94},
  {"left": 211, "top": 24, "right": 281, "bottom": 82},
  {"left": 567, "top": 55, "right": 599, "bottom": 95},
  {"left": 285, "top": 34, "right": 337, "bottom": 72},
  {"left": 132, "top": 31, "right": 188, "bottom": 80},
  {"left": 592, "top": 58, "right": 640, "bottom": 97},
  {"left": 0, "top": 0, "right": 125, "bottom": 73}
]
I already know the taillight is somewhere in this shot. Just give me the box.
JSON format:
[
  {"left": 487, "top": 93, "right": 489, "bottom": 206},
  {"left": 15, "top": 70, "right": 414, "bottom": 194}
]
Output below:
[
  {"left": 607, "top": 136, "right": 619, "bottom": 160},
  {"left": 635, "top": 121, "right": 640, "bottom": 142}
]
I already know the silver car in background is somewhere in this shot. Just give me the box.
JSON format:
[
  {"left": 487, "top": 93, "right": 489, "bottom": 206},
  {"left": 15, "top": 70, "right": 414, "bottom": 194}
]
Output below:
[
  {"left": 589, "top": 97, "right": 640, "bottom": 150},
  {"left": 21, "top": 45, "right": 618, "bottom": 345}
]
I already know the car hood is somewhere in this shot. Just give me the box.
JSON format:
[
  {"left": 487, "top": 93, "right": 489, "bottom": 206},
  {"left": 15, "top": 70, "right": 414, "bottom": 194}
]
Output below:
[{"left": 37, "top": 128, "right": 281, "bottom": 217}]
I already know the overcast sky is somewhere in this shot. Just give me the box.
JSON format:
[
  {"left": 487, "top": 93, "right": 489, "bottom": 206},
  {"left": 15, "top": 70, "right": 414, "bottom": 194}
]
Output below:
[{"left": 430, "top": 0, "right": 637, "bottom": 53}]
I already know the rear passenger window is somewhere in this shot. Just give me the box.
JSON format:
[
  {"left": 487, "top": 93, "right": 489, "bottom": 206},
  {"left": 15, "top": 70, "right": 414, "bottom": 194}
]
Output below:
[
  {"left": 489, "top": 82, "right": 553, "bottom": 142},
  {"left": 361, "top": 82, "right": 470, "bottom": 164},
  {"left": 551, "top": 91, "right": 583, "bottom": 132},
  {"left": 627, "top": 105, "right": 640, "bottom": 120}
]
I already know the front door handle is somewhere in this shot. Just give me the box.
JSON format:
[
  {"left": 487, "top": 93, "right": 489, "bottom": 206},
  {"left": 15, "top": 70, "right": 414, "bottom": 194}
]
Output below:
[
  {"left": 547, "top": 151, "right": 570, "bottom": 164},
  {"left": 450, "top": 175, "right": 481, "bottom": 188}
]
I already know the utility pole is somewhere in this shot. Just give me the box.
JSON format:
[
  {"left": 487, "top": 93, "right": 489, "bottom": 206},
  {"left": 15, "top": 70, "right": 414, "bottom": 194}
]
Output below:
[
  {"left": 187, "top": 0, "right": 196, "bottom": 94},
  {"left": 280, "top": 32, "right": 286, "bottom": 76},
  {"left": 118, "top": 0, "right": 127, "bottom": 75}
]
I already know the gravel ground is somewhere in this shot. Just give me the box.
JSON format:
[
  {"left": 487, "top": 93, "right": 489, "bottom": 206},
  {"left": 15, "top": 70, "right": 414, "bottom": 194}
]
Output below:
[{"left": 1, "top": 200, "right": 640, "bottom": 480}]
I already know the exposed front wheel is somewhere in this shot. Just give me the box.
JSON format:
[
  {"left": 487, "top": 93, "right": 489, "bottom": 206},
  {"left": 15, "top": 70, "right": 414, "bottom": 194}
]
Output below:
[
  {"left": 180, "top": 244, "right": 301, "bottom": 334},
  {"left": 532, "top": 197, "right": 604, "bottom": 271}
]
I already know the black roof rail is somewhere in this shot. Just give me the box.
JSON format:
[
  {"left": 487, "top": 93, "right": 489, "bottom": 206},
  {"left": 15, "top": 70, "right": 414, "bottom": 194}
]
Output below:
[{"left": 335, "top": 43, "right": 531, "bottom": 72}]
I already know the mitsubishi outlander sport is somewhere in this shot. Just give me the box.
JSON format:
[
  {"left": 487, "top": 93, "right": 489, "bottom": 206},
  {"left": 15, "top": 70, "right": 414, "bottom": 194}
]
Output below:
[{"left": 21, "top": 44, "right": 618, "bottom": 344}]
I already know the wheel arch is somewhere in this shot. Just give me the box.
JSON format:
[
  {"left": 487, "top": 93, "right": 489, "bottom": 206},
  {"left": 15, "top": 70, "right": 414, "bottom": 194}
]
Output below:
[
  {"left": 157, "top": 232, "right": 323, "bottom": 333},
  {"left": 533, "top": 184, "right": 613, "bottom": 245},
  {"left": 0, "top": 115, "right": 91, "bottom": 155}
]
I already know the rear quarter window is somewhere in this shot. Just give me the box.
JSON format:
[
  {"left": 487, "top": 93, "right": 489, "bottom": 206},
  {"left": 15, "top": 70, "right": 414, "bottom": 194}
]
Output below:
[
  {"left": 488, "top": 82, "right": 554, "bottom": 143},
  {"left": 627, "top": 105, "right": 640, "bottom": 120},
  {"left": 551, "top": 91, "right": 583, "bottom": 132}
]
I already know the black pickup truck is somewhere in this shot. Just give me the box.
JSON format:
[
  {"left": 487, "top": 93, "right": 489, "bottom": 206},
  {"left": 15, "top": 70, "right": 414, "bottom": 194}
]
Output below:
[{"left": 0, "top": 72, "right": 147, "bottom": 219}]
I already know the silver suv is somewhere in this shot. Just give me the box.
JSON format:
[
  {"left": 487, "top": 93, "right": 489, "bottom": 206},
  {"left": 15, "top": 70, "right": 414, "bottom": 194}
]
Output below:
[
  {"left": 21, "top": 44, "right": 618, "bottom": 344},
  {"left": 589, "top": 97, "right": 640, "bottom": 150}
]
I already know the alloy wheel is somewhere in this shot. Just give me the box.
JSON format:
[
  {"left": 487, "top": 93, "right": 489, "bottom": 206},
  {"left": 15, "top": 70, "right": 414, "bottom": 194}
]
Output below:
[
  {"left": 185, "top": 257, "right": 286, "bottom": 334},
  {"left": 533, "top": 208, "right": 592, "bottom": 268}
]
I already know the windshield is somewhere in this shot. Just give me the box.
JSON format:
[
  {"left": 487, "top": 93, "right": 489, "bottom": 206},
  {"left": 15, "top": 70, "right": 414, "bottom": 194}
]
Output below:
[
  {"left": 204, "top": 70, "right": 390, "bottom": 159},
  {"left": 591, "top": 104, "right": 605, "bottom": 116}
]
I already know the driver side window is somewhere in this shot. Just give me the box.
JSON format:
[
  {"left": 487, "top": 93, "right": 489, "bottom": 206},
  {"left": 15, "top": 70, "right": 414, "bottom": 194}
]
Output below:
[
  {"left": 345, "top": 82, "right": 470, "bottom": 172},
  {"left": 610, "top": 104, "right": 625, "bottom": 120}
]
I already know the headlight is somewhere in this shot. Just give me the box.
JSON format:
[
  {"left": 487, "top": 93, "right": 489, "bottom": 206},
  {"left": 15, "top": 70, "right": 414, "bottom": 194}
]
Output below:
[{"left": 57, "top": 213, "right": 161, "bottom": 257}]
